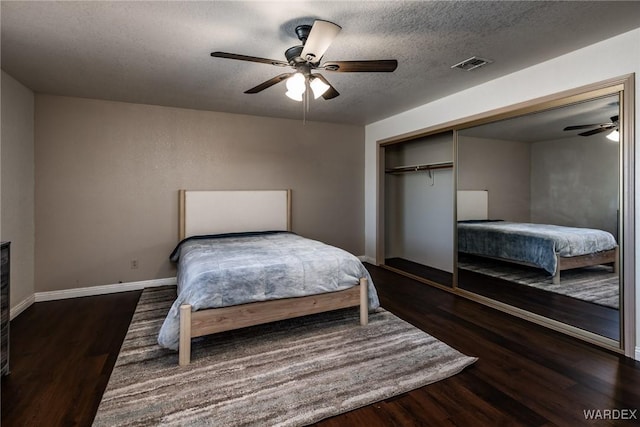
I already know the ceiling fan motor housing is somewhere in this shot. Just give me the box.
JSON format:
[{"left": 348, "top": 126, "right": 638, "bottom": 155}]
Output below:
[
  {"left": 295, "top": 25, "right": 312, "bottom": 44},
  {"left": 285, "top": 46, "right": 305, "bottom": 65}
]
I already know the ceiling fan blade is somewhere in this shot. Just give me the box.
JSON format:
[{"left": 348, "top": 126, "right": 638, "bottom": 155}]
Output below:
[
  {"left": 579, "top": 127, "right": 612, "bottom": 137},
  {"left": 322, "top": 60, "right": 398, "bottom": 72},
  {"left": 314, "top": 74, "right": 340, "bottom": 100},
  {"left": 564, "top": 124, "right": 605, "bottom": 131},
  {"left": 244, "top": 73, "right": 293, "bottom": 94},
  {"left": 300, "top": 20, "right": 341, "bottom": 64},
  {"left": 211, "top": 51, "right": 288, "bottom": 67}
]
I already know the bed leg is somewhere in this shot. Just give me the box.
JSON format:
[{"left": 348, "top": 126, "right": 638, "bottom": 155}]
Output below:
[
  {"left": 359, "top": 278, "right": 368, "bottom": 326},
  {"left": 179, "top": 304, "right": 192, "bottom": 366},
  {"left": 552, "top": 272, "right": 560, "bottom": 285}
]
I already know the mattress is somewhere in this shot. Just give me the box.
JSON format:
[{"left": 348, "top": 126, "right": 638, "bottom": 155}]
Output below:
[
  {"left": 457, "top": 221, "right": 617, "bottom": 275},
  {"left": 158, "top": 231, "right": 379, "bottom": 350}
]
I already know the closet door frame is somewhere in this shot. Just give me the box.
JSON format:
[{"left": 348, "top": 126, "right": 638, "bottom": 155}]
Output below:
[
  {"left": 375, "top": 74, "right": 635, "bottom": 358},
  {"left": 377, "top": 130, "right": 456, "bottom": 291}
]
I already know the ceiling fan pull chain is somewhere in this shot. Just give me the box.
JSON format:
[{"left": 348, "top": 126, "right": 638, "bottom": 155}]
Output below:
[
  {"left": 303, "top": 89, "right": 307, "bottom": 125},
  {"left": 303, "top": 78, "right": 312, "bottom": 125}
]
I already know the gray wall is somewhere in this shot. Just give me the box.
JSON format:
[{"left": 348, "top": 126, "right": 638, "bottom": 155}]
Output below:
[
  {"left": 530, "top": 135, "right": 619, "bottom": 237},
  {"left": 384, "top": 132, "right": 454, "bottom": 272},
  {"left": 457, "top": 136, "right": 531, "bottom": 221},
  {"left": 457, "top": 134, "right": 618, "bottom": 237},
  {"left": 35, "top": 95, "right": 365, "bottom": 292},
  {"left": 1, "top": 70, "right": 35, "bottom": 310}
]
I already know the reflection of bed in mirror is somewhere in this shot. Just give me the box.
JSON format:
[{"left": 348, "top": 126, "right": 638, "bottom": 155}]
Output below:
[{"left": 457, "top": 191, "right": 618, "bottom": 284}]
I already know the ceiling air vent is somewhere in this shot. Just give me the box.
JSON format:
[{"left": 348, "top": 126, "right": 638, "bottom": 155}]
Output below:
[{"left": 451, "top": 56, "right": 492, "bottom": 71}]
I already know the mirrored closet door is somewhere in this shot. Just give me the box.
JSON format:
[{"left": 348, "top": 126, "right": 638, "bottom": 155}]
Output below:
[
  {"left": 378, "top": 75, "right": 633, "bottom": 355},
  {"left": 455, "top": 84, "right": 631, "bottom": 350}
]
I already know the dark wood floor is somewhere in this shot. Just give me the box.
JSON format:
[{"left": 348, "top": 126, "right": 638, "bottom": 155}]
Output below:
[
  {"left": 387, "top": 256, "right": 620, "bottom": 340},
  {"left": 458, "top": 268, "right": 620, "bottom": 340},
  {"left": 1, "top": 291, "right": 142, "bottom": 427},
  {"left": 2, "top": 264, "right": 639, "bottom": 426},
  {"left": 385, "top": 257, "right": 454, "bottom": 286}
]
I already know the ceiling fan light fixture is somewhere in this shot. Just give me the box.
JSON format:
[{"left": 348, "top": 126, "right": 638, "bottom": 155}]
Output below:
[
  {"left": 309, "top": 76, "right": 330, "bottom": 99},
  {"left": 285, "top": 72, "right": 306, "bottom": 101},
  {"left": 286, "top": 73, "right": 306, "bottom": 92},
  {"left": 606, "top": 129, "right": 620, "bottom": 142},
  {"left": 285, "top": 89, "right": 304, "bottom": 101}
]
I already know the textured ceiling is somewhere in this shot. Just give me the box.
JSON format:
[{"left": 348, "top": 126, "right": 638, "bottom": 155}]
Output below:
[
  {"left": 461, "top": 94, "right": 620, "bottom": 143},
  {"left": 2, "top": 1, "right": 640, "bottom": 125}
]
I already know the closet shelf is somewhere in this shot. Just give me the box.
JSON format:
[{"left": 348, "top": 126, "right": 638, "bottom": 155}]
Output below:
[{"left": 385, "top": 161, "right": 453, "bottom": 174}]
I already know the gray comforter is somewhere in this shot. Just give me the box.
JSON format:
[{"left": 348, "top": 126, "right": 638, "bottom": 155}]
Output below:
[
  {"left": 458, "top": 221, "right": 617, "bottom": 276},
  {"left": 158, "top": 231, "right": 380, "bottom": 350}
]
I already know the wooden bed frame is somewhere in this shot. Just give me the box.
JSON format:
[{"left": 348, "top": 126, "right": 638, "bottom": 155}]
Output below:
[
  {"left": 457, "top": 190, "right": 619, "bottom": 284},
  {"left": 553, "top": 247, "right": 618, "bottom": 284},
  {"left": 465, "top": 247, "right": 618, "bottom": 284},
  {"left": 176, "top": 189, "right": 368, "bottom": 366}
]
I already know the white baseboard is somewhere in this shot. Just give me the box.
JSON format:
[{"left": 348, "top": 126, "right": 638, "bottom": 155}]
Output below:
[
  {"left": 10, "top": 277, "right": 177, "bottom": 320},
  {"left": 10, "top": 294, "right": 35, "bottom": 320},
  {"left": 34, "top": 277, "right": 177, "bottom": 303},
  {"left": 635, "top": 346, "right": 640, "bottom": 361}
]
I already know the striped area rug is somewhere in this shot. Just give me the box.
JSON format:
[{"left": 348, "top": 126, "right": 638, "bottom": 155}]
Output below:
[
  {"left": 93, "top": 286, "right": 477, "bottom": 426},
  {"left": 459, "top": 256, "right": 619, "bottom": 309}
]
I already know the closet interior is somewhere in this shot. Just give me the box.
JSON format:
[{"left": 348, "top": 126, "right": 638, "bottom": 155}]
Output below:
[{"left": 382, "top": 131, "right": 454, "bottom": 287}]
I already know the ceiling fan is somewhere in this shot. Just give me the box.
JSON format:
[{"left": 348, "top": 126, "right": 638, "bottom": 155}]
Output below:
[
  {"left": 563, "top": 115, "right": 619, "bottom": 137},
  {"left": 210, "top": 20, "right": 398, "bottom": 101}
]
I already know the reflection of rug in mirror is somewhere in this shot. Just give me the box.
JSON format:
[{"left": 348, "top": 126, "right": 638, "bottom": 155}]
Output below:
[
  {"left": 458, "top": 255, "right": 619, "bottom": 309},
  {"left": 94, "top": 286, "right": 477, "bottom": 427}
]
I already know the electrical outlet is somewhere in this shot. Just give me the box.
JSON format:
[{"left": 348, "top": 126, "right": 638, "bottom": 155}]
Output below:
[{"left": 131, "top": 259, "right": 139, "bottom": 269}]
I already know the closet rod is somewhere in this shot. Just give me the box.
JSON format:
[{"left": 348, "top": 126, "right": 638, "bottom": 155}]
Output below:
[{"left": 385, "top": 161, "right": 453, "bottom": 174}]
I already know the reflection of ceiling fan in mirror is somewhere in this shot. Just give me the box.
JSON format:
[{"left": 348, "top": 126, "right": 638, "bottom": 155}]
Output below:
[
  {"left": 563, "top": 115, "right": 619, "bottom": 137},
  {"left": 210, "top": 19, "right": 398, "bottom": 102}
]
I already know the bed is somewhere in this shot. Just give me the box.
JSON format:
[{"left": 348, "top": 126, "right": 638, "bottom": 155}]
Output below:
[
  {"left": 157, "top": 190, "right": 379, "bottom": 365},
  {"left": 457, "top": 191, "right": 618, "bottom": 284}
]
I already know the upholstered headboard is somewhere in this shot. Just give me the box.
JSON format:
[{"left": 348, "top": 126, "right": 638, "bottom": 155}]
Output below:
[
  {"left": 178, "top": 190, "right": 292, "bottom": 240},
  {"left": 457, "top": 190, "right": 488, "bottom": 221}
]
